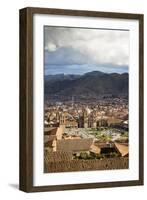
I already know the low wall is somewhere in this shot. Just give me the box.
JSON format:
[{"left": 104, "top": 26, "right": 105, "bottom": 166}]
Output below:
[{"left": 44, "top": 157, "right": 128, "bottom": 173}]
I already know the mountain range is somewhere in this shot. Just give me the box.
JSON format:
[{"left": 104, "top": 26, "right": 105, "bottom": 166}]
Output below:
[{"left": 44, "top": 71, "right": 128, "bottom": 101}]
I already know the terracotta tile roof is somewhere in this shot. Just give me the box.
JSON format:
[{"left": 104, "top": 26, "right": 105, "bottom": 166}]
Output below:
[
  {"left": 56, "top": 138, "right": 93, "bottom": 152},
  {"left": 44, "top": 157, "right": 129, "bottom": 173},
  {"left": 108, "top": 118, "right": 122, "bottom": 124},
  {"left": 44, "top": 135, "right": 56, "bottom": 147},
  {"left": 114, "top": 142, "right": 129, "bottom": 157},
  {"left": 44, "top": 127, "right": 54, "bottom": 132},
  {"left": 44, "top": 151, "right": 72, "bottom": 162},
  {"left": 44, "top": 135, "right": 55, "bottom": 143},
  {"left": 44, "top": 127, "right": 58, "bottom": 135},
  {"left": 90, "top": 144, "right": 101, "bottom": 154},
  {"left": 96, "top": 142, "right": 115, "bottom": 148}
]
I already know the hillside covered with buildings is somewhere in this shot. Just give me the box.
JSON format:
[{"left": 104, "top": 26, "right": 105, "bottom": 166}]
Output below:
[{"left": 44, "top": 89, "right": 129, "bottom": 173}]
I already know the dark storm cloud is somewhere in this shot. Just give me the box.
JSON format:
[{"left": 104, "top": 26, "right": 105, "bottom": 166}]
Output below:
[
  {"left": 44, "top": 26, "right": 129, "bottom": 75},
  {"left": 44, "top": 47, "right": 92, "bottom": 66}
]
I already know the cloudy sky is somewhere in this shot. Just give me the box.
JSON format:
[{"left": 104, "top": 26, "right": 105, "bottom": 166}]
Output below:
[{"left": 44, "top": 26, "right": 129, "bottom": 75}]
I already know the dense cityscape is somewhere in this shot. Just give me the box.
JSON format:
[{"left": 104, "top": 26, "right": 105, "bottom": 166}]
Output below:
[{"left": 44, "top": 97, "right": 129, "bottom": 172}]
